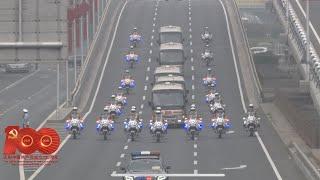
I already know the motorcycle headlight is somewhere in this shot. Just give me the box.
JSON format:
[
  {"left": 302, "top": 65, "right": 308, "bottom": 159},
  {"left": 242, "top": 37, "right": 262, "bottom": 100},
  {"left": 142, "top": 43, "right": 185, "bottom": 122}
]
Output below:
[
  {"left": 158, "top": 176, "right": 167, "bottom": 180},
  {"left": 125, "top": 176, "right": 134, "bottom": 180}
]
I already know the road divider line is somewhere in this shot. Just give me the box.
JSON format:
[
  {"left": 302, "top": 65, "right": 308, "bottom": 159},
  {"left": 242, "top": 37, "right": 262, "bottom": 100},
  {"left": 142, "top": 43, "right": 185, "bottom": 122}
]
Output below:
[
  {"left": 218, "top": 0, "right": 283, "bottom": 179},
  {"left": 0, "top": 69, "right": 40, "bottom": 95},
  {"left": 27, "top": 1, "right": 129, "bottom": 179}
]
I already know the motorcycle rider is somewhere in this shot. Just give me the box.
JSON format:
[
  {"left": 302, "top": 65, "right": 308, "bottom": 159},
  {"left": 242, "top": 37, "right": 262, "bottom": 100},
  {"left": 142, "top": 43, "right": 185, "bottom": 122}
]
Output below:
[
  {"left": 243, "top": 104, "right": 260, "bottom": 128},
  {"left": 124, "top": 106, "right": 143, "bottom": 131},
  {"left": 201, "top": 26, "right": 213, "bottom": 41},
  {"left": 206, "top": 89, "right": 216, "bottom": 104},
  {"left": 70, "top": 107, "right": 79, "bottom": 119},
  {"left": 149, "top": 107, "right": 168, "bottom": 133},
  {"left": 119, "top": 70, "right": 135, "bottom": 92},
  {"left": 65, "top": 106, "right": 84, "bottom": 132},
  {"left": 114, "top": 91, "right": 127, "bottom": 107},
  {"left": 211, "top": 109, "right": 231, "bottom": 129},
  {"left": 203, "top": 68, "right": 217, "bottom": 88},
  {"left": 22, "top": 109, "right": 30, "bottom": 128},
  {"left": 96, "top": 108, "right": 114, "bottom": 132},
  {"left": 184, "top": 104, "right": 203, "bottom": 131}
]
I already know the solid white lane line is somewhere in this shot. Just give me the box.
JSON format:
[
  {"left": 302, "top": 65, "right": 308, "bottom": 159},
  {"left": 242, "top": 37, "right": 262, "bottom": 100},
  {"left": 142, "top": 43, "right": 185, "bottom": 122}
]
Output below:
[
  {"left": 0, "top": 69, "right": 40, "bottom": 95},
  {"left": 116, "top": 162, "right": 121, "bottom": 167},
  {"left": 28, "top": 134, "right": 71, "bottom": 180},
  {"left": 218, "top": 0, "right": 282, "bottom": 179}
]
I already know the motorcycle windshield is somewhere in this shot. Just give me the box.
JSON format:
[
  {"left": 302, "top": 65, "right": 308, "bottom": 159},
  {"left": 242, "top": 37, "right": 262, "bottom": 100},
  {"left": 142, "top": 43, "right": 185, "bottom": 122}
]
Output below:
[
  {"left": 160, "top": 32, "right": 182, "bottom": 43},
  {"left": 153, "top": 92, "right": 184, "bottom": 108},
  {"left": 160, "top": 50, "right": 184, "bottom": 64}
]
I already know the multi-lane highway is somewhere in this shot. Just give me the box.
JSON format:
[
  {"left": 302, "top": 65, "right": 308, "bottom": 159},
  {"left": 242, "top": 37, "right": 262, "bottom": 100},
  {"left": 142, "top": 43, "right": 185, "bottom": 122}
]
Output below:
[
  {"left": 8, "top": 0, "right": 307, "bottom": 179},
  {"left": 0, "top": 64, "right": 73, "bottom": 180}
]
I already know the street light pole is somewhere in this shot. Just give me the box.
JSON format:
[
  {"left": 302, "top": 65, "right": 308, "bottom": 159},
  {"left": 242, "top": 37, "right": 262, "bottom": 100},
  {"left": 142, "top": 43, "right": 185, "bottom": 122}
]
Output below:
[{"left": 306, "top": 0, "right": 310, "bottom": 79}]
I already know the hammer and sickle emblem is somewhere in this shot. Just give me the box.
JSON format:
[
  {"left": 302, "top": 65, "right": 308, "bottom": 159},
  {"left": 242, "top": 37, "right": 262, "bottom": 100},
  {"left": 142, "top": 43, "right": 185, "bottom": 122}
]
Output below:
[{"left": 8, "top": 129, "right": 18, "bottom": 139}]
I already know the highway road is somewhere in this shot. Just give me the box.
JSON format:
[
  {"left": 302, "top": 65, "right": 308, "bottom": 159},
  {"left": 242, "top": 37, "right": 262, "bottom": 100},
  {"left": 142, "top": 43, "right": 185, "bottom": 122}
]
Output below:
[
  {"left": 25, "top": 0, "right": 306, "bottom": 179},
  {"left": 0, "top": 64, "right": 74, "bottom": 180}
]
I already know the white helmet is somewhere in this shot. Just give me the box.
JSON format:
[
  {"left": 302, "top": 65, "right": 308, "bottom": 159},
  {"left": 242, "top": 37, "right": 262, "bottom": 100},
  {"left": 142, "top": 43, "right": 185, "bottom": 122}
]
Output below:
[
  {"left": 72, "top": 107, "right": 78, "bottom": 111},
  {"left": 23, "top": 109, "right": 28, "bottom": 113},
  {"left": 249, "top": 104, "right": 254, "bottom": 108},
  {"left": 104, "top": 107, "right": 108, "bottom": 111},
  {"left": 133, "top": 27, "right": 137, "bottom": 31}
]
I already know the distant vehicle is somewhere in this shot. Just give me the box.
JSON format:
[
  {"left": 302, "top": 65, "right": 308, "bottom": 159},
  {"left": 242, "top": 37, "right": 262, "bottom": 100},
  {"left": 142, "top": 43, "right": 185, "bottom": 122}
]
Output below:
[
  {"left": 120, "top": 151, "right": 170, "bottom": 180},
  {"left": 153, "top": 65, "right": 183, "bottom": 80},
  {"left": 5, "top": 63, "right": 32, "bottom": 73},
  {"left": 158, "top": 25, "right": 184, "bottom": 44},
  {"left": 158, "top": 42, "right": 186, "bottom": 66},
  {"left": 150, "top": 82, "right": 188, "bottom": 127},
  {"left": 154, "top": 74, "right": 185, "bottom": 89}
]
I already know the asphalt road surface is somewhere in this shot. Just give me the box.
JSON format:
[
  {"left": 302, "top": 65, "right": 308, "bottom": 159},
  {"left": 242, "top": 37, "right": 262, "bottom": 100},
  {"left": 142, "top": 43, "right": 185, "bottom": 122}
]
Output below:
[
  {"left": 18, "top": 0, "right": 306, "bottom": 179},
  {"left": 0, "top": 64, "right": 73, "bottom": 180}
]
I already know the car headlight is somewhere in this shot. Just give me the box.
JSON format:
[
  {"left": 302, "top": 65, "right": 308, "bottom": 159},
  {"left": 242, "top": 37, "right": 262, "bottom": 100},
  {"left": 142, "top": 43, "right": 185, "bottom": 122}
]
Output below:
[
  {"left": 158, "top": 176, "right": 167, "bottom": 180},
  {"left": 125, "top": 176, "right": 134, "bottom": 180}
]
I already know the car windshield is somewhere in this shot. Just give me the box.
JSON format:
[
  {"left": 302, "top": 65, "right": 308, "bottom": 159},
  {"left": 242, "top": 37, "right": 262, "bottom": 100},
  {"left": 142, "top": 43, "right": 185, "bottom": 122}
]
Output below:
[
  {"left": 160, "top": 32, "right": 182, "bottom": 43},
  {"left": 153, "top": 92, "right": 184, "bottom": 107},
  {"left": 128, "top": 159, "right": 163, "bottom": 173},
  {"left": 160, "top": 50, "right": 184, "bottom": 64}
]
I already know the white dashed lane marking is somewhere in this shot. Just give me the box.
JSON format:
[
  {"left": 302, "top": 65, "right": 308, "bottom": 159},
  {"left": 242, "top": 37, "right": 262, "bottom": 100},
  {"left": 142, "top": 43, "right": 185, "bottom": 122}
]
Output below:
[
  {"left": 148, "top": 58, "right": 151, "bottom": 62},
  {"left": 147, "top": 67, "right": 150, "bottom": 71},
  {"left": 192, "top": 75, "right": 194, "bottom": 80},
  {"left": 143, "top": 96, "right": 146, "bottom": 101},
  {"left": 124, "top": 145, "right": 128, "bottom": 150},
  {"left": 194, "top": 160, "right": 198, "bottom": 165},
  {"left": 191, "top": 66, "right": 194, "bottom": 71},
  {"left": 116, "top": 162, "right": 121, "bottom": 167},
  {"left": 191, "top": 57, "right": 194, "bottom": 62},
  {"left": 149, "top": 50, "right": 152, "bottom": 54},
  {"left": 140, "top": 104, "right": 144, "bottom": 109},
  {"left": 120, "top": 154, "right": 125, "bottom": 158},
  {"left": 144, "top": 85, "right": 148, "bottom": 90}
]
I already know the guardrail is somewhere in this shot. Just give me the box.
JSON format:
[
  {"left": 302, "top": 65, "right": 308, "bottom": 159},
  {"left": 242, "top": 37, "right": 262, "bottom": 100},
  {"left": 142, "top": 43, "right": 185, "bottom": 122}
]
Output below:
[
  {"left": 275, "top": 0, "right": 320, "bottom": 83},
  {"left": 291, "top": 142, "right": 320, "bottom": 180},
  {"left": 229, "top": 0, "right": 264, "bottom": 102}
]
